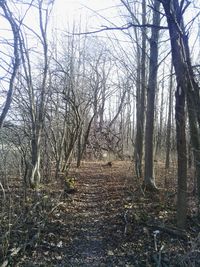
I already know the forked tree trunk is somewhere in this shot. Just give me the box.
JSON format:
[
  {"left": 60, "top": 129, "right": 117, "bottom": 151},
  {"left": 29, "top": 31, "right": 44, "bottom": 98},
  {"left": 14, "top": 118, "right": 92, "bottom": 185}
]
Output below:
[
  {"left": 162, "top": 1, "right": 188, "bottom": 228},
  {"left": 162, "top": 0, "right": 200, "bottom": 227},
  {"left": 28, "top": 1, "right": 50, "bottom": 189}
]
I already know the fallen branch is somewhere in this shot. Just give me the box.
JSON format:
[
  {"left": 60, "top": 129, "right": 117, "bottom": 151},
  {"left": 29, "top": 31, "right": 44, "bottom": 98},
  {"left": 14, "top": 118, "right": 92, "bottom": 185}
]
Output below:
[{"left": 147, "top": 224, "right": 189, "bottom": 240}]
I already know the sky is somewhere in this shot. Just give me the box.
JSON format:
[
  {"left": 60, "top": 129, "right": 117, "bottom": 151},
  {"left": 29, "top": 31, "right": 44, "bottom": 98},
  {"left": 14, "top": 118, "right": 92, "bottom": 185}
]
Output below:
[
  {"left": 49, "top": 0, "right": 200, "bottom": 57},
  {"left": 0, "top": 0, "right": 199, "bottom": 79},
  {"left": 52, "top": 0, "right": 119, "bottom": 32},
  {"left": 0, "top": 0, "right": 120, "bottom": 78},
  {"left": 0, "top": 0, "right": 120, "bottom": 38}
]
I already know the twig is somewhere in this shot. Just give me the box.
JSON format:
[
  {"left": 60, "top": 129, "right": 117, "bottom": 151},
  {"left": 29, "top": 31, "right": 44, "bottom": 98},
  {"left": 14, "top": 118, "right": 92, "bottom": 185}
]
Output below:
[
  {"left": 153, "top": 230, "right": 160, "bottom": 251},
  {"left": 158, "top": 245, "right": 164, "bottom": 267},
  {"left": 124, "top": 210, "right": 128, "bottom": 235},
  {"left": 0, "top": 181, "right": 6, "bottom": 201}
]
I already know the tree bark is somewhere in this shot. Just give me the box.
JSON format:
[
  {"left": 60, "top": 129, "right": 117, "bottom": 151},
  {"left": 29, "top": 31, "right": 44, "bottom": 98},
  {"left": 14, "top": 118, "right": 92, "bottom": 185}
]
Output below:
[
  {"left": 134, "top": 0, "right": 146, "bottom": 178},
  {"left": 77, "top": 114, "right": 95, "bottom": 167},
  {"left": 144, "top": 0, "right": 160, "bottom": 190},
  {"left": 165, "top": 63, "right": 173, "bottom": 169},
  {"left": 161, "top": 0, "right": 200, "bottom": 226},
  {"left": 175, "top": 86, "right": 187, "bottom": 228}
]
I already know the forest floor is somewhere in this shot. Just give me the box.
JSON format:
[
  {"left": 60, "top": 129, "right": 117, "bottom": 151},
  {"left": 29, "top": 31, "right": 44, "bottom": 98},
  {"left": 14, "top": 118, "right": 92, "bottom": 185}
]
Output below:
[{"left": 0, "top": 161, "right": 200, "bottom": 266}]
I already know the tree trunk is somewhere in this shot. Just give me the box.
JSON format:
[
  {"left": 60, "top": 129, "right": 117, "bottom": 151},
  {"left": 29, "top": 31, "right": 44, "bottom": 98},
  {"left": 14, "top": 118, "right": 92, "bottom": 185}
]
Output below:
[
  {"left": 165, "top": 63, "right": 173, "bottom": 169},
  {"left": 156, "top": 67, "right": 164, "bottom": 155},
  {"left": 161, "top": 0, "right": 200, "bottom": 226},
  {"left": 30, "top": 133, "right": 41, "bottom": 188},
  {"left": 183, "top": 36, "right": 200, "bottom": 212},
  {"left": 134, "top": 0, "right": 146, "bottom": 178},
  {"left": 77, "top": 114, "right": 95, "bottom": 167},
  {"left": 175, "top": 87, "right": 187, "bottom": 228},
  {"left": 162, "top": 1, "right": 188, "bottom": 228},
  {"left": 28, "top": 1, "right": 50, "bottom": 188},
  {"left": 144, "top": 0, "right": 160, "bottom": 190}
]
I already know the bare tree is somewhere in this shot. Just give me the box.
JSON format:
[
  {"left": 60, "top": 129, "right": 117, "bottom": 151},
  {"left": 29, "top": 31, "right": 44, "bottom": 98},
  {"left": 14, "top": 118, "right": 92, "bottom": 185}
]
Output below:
[
  {"left": 0, "top": 0, "right": 20, "bottom": 127},
  {"left": 144, "top": 0, "right": 161, "bottom": 190},
  {"left": 161, "top": 0, "right": 200, "bottom": 227},
  {"left": 18, "top": 0, "right": 54, "bottom": 188},
  {"left": 134, "top": 0, "right": 147, "bottom": 178},
  {"left": 120, "top": 0, "right": 147, "bottom": 177}
]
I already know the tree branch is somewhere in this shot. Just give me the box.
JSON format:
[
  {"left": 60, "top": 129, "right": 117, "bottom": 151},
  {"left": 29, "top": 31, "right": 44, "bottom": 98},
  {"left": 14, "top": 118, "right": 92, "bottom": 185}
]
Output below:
[
  {"left": 72, "top": 23, "right": 168, "bottom": 35},
  {"left": 0, "top": 1, "right": 20, "bottom": 128}
]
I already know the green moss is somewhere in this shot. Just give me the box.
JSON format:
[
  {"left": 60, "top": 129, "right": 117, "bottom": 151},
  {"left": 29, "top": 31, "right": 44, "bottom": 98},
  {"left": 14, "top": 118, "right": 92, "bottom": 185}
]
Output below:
[{"left": 64, "top": 177, "right": 75, "bottom": 190}]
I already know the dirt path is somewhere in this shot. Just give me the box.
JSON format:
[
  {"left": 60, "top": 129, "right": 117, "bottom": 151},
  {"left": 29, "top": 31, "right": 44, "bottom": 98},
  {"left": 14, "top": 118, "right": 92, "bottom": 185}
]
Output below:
[
  {"left": 11, "top": 161, "right": 137, "bottom": 267},
  {"left": 3, "top": 161, "right": 193, "bottom": 266},
  {"left": 64, "top": 162, "right": 134, "bottom": 266}
]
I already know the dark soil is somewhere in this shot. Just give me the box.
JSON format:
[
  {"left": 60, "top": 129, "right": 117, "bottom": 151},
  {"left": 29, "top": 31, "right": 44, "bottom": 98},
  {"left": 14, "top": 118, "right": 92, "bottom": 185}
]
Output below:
[{"left": 0, "top": 161, "right": 200, "bottom": 266}]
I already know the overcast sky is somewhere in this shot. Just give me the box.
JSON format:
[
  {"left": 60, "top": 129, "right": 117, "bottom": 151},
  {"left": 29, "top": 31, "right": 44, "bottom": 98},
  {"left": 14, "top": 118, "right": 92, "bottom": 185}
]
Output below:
[{"left": 52, "top": 0, "right": 120, "bottom": 32}]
